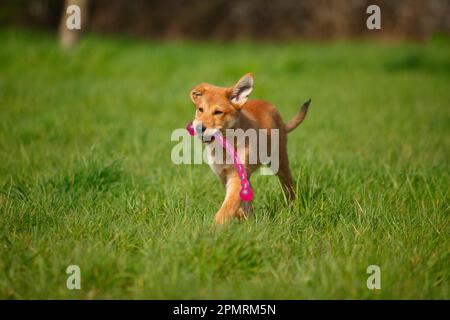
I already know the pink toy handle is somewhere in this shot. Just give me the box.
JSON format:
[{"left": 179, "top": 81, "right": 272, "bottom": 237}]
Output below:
[
  {"left": 186, "top": 122, "right": 196, "bottom": 137},
  {"left": 186, "top": 122, "right": 253, "bottom": 202}
]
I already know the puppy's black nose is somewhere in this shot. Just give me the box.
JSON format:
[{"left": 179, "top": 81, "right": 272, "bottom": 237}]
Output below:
[
  {"left": 195, "top": 123, "right": 206, "bottom": 132},
  {"left": 196, "top": 124, "right": 206, "bottom": 135}
]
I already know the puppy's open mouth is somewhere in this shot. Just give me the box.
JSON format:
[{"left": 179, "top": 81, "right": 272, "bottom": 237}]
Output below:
[{"left": 201, "top": 135, "right": 215, "bottom": 143}]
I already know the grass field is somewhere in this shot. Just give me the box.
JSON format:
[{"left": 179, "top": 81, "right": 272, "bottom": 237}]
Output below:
[{"left": 0, "top": 29, "right": 449, "bottom": 299}]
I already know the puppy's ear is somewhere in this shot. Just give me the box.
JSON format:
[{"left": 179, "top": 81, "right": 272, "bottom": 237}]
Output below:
[
  {"left": 190, "top": 88, "right": 203, "bottom": 104},
  {"left": 228, "top": 73, "right": 253, "bottom": 107}
]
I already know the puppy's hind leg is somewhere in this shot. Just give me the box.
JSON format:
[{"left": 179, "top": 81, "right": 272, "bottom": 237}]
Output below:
[{"left": 277, "top": 149, "right": 295, "bottom": 203}]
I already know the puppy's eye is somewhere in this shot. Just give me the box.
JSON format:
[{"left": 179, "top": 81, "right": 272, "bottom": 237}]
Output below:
[
  {"left": 198, "top": 108, "right": 204, "bottom": 112},
  {"left": 213, "top": 110, "right": 223, "bottom": 115},
  {"left": 192, "top": 91, "right": 202, "bottom": 97}
]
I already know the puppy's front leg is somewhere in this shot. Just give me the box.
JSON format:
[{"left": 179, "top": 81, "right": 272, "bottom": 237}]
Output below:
[{"left": 215, "top": 172, "right": 241, "bottom": 225}]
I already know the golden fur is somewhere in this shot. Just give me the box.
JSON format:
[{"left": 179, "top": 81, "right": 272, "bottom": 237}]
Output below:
[{"left": 190, "top": 73, "right": 310, "bottom": 225}]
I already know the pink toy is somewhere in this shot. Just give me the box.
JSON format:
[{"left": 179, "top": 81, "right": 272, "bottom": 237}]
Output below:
[{"left": 186, "top": 122, "right": 254, "bottom": 202}]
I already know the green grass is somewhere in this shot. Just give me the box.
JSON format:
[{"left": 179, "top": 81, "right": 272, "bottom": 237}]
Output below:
[{"left": 0, "top": 28, "right": 449, "bottom": 299}]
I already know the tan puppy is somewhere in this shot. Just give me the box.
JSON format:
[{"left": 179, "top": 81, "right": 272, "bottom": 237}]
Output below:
[{"left": 190, "top": 73, "right": 310, "bottom": 225}]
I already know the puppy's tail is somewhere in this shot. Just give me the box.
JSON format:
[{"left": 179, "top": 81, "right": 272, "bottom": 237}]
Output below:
[{"left": 285, "top": 98, "right": 311, "bottom": 134}]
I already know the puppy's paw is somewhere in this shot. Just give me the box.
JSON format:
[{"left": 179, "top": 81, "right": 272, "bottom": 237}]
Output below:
[{"left": 236, "top": 208, "right": 249, "bottom": 221}]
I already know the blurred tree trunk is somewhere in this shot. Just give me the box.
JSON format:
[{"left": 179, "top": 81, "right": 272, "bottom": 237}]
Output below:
[{"left": 58, "top": 0, "right": 88, "bottom": 50}]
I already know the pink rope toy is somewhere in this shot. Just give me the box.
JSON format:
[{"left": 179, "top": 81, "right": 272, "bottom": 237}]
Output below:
[{"left": 186, "top": 122, "right": 254, "bottom": 202}]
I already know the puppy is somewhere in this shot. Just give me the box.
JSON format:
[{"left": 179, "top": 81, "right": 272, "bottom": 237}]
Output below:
[{"left": 190, "top": 73, "right": 310, "bottom": 225}]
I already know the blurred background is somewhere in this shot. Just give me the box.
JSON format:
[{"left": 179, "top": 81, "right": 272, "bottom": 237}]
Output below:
[{"left": 1, "top": 0, "right": 449, "bottom": 42}]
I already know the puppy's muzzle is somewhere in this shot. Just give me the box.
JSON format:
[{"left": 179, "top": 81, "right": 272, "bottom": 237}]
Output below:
[{"left": 195, "top": 124, "right": 216, "bottom": 142}]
